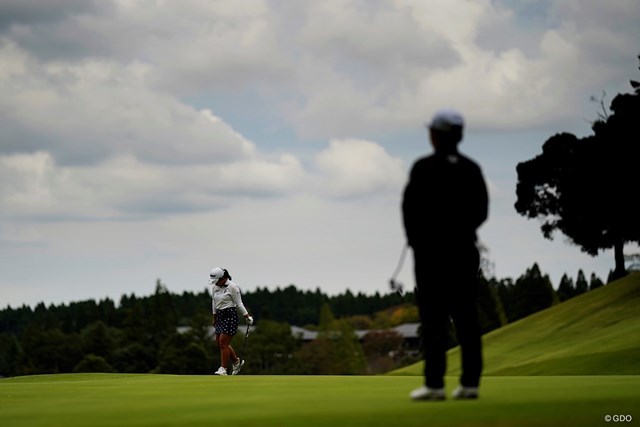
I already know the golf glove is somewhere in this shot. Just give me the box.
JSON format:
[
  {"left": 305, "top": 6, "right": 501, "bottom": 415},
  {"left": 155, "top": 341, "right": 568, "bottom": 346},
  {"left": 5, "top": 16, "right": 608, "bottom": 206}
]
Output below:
[{"left": 246, "top": 316, "right": 254, "bottom": 325}]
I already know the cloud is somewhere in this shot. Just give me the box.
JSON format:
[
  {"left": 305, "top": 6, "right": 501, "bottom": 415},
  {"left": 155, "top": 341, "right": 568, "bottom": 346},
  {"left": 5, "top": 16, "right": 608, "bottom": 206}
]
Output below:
[
  {"left": 315, "top": 138, "right": 405, "bottom": 199},
  {"left": 0, "top": 24, "right": 408, "bottom": 223},
  {"left": 0, "top": 0, "right": 106, "bottom": 31},
  {"left": 0, "top": 43, "right": 257, "bottom": 165},
  {"left": 285, "top": 0, "right": 640, "bottom": 136},
  {"left": 1, "top": 0, "right": 636, "bottom": 224},
  {"left": 299, "top": 0, "right": 458, "bottom": 69},
  {"left": 0, "top": 137, "right": 401, "bottom": 221},
  {"left": 3, "top": 0, "right": 639, "bottom": 141},
  {"left": 0, "top": 148, "right": 315, "bottom": 221}
]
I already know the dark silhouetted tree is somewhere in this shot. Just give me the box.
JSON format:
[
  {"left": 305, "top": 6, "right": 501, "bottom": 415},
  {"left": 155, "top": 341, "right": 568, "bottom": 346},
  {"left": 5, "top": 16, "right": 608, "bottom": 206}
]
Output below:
[
  {"left": 73, "top": 355, "right": 115, "bottom": 373},
  {"left": 557, "top": 274, "right": 575, "bottom": 302},
  {"left": 81, "top": 321, "right": 117, "bottom": 363},
  {"left": 240, "top": 320, "right": 299, "bottom": 374},
  {"left": 574, "top": 270, "right": 589, "bottom": 297},
  {"left": 0, "top": 333, "right": 22, "bottom": 377},
  {"left": 331, "top": 319, "right": 366, "bottom": 374},
  {"left": 515, "top": 54, "right": 640, "bottom": 281},
  {"left": 494, "top": 278, "right": 515, "bottom": 321},
  {"left": 589, "top": 273, "right": 605, "bottom": 291},
  {"left": 20, "top": 326, "right": 82, "bottom": 374},
  {"left": 148, "top": 279, "right": 178, "bottom": 347},
  {"left": 156, "top": 333, "right": 210, "bottom": 374},
  {"left": 510, "top": 264, "right": 557, "bottom": 321},
  {"left": 477, "top": 274, "right": 507, "bottom": 334},
  {"left": 291, "top": 337, "right": 334, "bottom": 375},
  {"left": 111, "top": 343, "right": 156, "bottom": 373}
]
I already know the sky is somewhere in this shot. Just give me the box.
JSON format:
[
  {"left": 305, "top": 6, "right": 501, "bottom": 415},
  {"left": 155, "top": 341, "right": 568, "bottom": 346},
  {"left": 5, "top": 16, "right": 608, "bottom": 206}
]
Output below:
[{"left": 1, "top": 0, "right": 639, "bottom": 309}]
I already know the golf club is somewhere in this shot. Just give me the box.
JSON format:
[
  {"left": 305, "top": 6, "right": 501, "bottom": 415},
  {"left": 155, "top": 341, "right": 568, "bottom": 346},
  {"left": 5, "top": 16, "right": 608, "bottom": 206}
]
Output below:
[
  {"left": 236, "top": 323, "right": 251, "bottom": 374},
  {"left": 389, "top": 244, "right": 408, "bottom": 295}
]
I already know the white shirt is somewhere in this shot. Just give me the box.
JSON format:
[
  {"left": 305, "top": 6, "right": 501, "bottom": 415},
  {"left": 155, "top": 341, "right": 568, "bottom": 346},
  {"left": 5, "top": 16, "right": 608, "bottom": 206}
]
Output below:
[{"left": 211, "top": 280, "right": 249, "bottom": 316}]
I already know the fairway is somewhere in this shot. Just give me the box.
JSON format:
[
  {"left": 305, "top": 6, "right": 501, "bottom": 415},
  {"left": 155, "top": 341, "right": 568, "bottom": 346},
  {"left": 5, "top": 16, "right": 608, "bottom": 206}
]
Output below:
[{"left": 1, "top": 374, "right": 637, "bottom": 427}]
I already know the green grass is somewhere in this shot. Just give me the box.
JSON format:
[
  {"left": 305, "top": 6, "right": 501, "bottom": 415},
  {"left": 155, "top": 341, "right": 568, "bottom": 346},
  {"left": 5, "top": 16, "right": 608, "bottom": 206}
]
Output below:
[
  {"left": 391, "top": 272, "right": 640, "bottom": 376},
  {"left": 1, "top": 373, "right": 638, "bottom": 427}
]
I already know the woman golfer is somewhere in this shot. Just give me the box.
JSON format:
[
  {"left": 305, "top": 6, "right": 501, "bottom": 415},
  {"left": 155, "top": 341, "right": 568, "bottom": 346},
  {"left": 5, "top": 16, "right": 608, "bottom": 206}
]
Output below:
[{"left": 209, "top": 267, "right": 253, "bottom": 376}]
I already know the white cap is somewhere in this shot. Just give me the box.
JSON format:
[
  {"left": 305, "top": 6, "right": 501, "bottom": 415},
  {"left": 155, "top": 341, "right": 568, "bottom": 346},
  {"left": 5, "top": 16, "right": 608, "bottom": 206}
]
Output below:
[
  {"left": 426, "top": 109, "right": 464, "bottom": 132},
  {"left": 209, "top": 267, "right": 224, "bottom": 285}
]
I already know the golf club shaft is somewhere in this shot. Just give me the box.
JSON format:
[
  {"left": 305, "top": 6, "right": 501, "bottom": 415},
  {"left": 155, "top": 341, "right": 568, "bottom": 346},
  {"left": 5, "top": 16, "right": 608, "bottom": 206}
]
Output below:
[{"left": 238, "top": 323, "right": 250, "bottom": 363}]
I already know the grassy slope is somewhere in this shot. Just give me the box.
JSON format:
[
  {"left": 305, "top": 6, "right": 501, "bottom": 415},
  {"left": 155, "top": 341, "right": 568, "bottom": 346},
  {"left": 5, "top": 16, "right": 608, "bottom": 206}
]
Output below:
[{"left": 390, "top": 272, "right": 640, "bottom": 376}]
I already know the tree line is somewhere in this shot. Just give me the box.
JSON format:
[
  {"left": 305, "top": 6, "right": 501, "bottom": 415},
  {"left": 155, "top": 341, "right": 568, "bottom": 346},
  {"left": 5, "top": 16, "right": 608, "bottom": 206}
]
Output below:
[{"left": 0, "top": 263, "right": 605, "bottom": 377}]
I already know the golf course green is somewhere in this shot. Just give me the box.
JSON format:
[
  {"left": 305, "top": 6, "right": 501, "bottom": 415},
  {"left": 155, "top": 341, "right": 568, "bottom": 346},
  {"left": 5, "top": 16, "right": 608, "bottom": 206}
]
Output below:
[{"left": 1, "top": 273, "right": 638, "bottom": 426}]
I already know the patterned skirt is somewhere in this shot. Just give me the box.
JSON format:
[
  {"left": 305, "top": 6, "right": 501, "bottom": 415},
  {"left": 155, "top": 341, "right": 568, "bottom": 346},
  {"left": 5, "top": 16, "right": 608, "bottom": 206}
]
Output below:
[{"left": 215, "top": 307, "right": 239, "bottom": 336}]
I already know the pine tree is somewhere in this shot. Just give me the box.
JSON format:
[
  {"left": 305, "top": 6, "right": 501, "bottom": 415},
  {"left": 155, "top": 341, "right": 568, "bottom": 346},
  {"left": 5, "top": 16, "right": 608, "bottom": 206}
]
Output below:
[
  {"left": 557, "top": 274, "right": 576, "bottom": 302},
  {"left": 575, "top": 270, "right": 589, "bottom": 296},
  {"left": 589, "top": 273, "right": 605, "bottom": 291}
]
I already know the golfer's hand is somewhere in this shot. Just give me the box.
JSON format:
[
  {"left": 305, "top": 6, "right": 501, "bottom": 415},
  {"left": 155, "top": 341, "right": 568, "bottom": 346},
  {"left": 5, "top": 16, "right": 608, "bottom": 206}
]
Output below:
[
  {"left": 246, "top": 316, "right": 254, "bottom": 325},
  {"left": 212, "top": 315, "right": 217, "bottom": 326}
]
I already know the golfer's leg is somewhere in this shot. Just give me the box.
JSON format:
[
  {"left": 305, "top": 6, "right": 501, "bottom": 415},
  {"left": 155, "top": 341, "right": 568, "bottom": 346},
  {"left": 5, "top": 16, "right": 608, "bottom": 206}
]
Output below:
[
  {"left": 452, "top": 298, "right": 482, "bottom": 387},
  {"left": 422, "top": 306, "right": 448, "bottom": 389},
  {"left": 228, "top": 344, "right": 238, "bottom": 363},
  {"left": 451, "top": 248, "right": 483, "bottom": 387},
  {"left": 219, "top": 333, "right": 232, "bottom": 369},
  {"left": 414, "top": 249, "right": 449, "bottom": 389},
  {"left": 215, "top": 334, "right": 222, "bottom": 365}
]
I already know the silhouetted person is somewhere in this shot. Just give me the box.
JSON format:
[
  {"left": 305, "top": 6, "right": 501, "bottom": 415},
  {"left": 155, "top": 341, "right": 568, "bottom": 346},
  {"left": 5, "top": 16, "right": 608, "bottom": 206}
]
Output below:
[{"left": 402, "top": 109, "right": 489, "bottom": 400}]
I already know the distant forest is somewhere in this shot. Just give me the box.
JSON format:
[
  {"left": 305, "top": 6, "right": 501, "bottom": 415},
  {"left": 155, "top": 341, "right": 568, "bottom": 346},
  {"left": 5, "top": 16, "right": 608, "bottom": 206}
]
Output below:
[{"left": 0, "top": 263, "right": 606, "bottom": 377}]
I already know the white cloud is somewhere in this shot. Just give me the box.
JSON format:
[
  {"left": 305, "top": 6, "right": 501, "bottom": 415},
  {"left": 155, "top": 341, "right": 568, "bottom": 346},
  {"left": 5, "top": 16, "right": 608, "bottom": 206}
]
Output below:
[
  {"left": 282, "top": 0, "right": 640, "bottom": 136},
  {"left": 299, "top": 0, "right": 456, "bottom": 68},
  {"left": 0, "top": 149, "right": 315, "bottom": 220},
  {"left": 0, "top": 45, "right": 257, "bottom": 165},
  {"left": 0, "top": 151, "right": 86, "bottom": 219},
  {"left": 88, "top": 0, "right": 288, "bottom": 93},
  {"left": 4, "top": 1, "right": 638, "bottom": 140},
  {"left": 315, "top": 138, "right": 405, "bottom": 198},
  {"left": 217, "top": 154, "right": 309, "bottom": 194}
]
